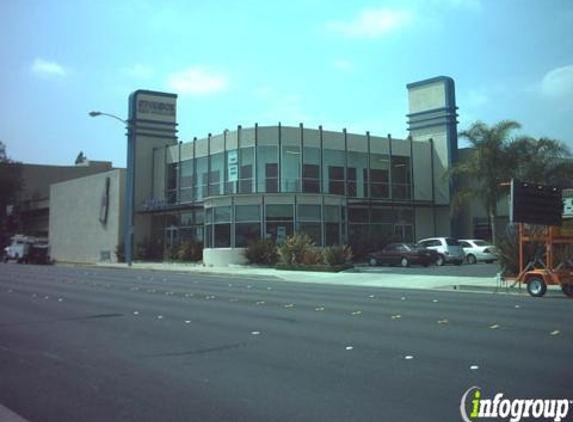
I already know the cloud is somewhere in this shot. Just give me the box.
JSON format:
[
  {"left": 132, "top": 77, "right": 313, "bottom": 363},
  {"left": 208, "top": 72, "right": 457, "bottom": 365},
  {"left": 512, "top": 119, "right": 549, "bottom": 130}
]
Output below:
[
  {"left": 167, "top": 66, "right": 229, "bottom": 96},
  {"left": 332, "top": 59, "right": 354, "bottom": 70},
  {"left": 540, "top": 65, "right": 573, "bottom": 97},
  {"left": 31, "top": 59, "right": 67, "bottom": 78},
  {"left": 121, "top": 64, "right": 154, "bottom": 79},
  {"left": 325, "top": 8, "right": 412, "bottom": 39}
]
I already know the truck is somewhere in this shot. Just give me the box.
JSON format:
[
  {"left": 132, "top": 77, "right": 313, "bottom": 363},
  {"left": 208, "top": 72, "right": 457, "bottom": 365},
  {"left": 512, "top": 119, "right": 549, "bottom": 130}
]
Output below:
[{"left": 3, "top": 235, "right": 51, "bottom": 264}]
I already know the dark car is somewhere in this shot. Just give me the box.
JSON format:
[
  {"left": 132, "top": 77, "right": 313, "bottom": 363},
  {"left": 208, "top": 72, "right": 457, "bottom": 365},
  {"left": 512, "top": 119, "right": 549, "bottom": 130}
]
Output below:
[{"left": 367, "top": 243, "right": 439, "bottom": 267}]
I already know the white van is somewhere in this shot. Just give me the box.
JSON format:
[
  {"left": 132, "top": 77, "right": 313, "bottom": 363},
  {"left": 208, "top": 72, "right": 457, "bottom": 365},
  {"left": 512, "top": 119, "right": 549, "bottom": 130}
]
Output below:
[{"left": 417, "top": 237, "right": 465, "bottom": 266}]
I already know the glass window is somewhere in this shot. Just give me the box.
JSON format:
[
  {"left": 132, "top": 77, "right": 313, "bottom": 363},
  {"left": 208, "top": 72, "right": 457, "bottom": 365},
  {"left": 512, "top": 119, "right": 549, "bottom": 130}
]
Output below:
[
  {"left": 300, "top": 223, "right": 321, "bottom": 246},
  {"left": 266, "top": 204, "right": 293, "bottom": 221},
  {"left": 209, "top": 153, "right": 224, "bottom": 197},
  {"left": 180, "top": 160, "right": 193, "bottom": 188},
  {"left": 347, "top": 152, "right": 368, "bottom": 198},
  {"left": 392, "top": 156, "right": 411, "bottom": 200},
  {"left": 323, "top": 149, "right": 345, "bottom": 195},
  {"left": 303, "top": 147, "right": 321, "bottom": 193},
  {"left": 167, "top": 163, "right": 178, "bottom": 191},
  {"left": 235, "top": 223, "right": 261, "bottom": 247},
  {"left": 239, "top": 147, "right": 254, "bottom": 193},
  {"left": 266, "top": 203, "right": 293, "bottom": 245},
  {"left": 235, "top": 205, "right": 260, "bottom": 222},
  {"left": 214, "top": 206, "right": 231, "bottom": 223},
  {"left": 325, "top": 222, "right": 340, "bottom": 246},
  {"left": 298, "top": 204, "right": 321, "bottom": 221},
  {"left": 370, "top": 154, "right": 390, "bottom": 199},
  {"left": 195, "top": 156, "right": 208, "bottom": 201},
  {"left": 281, "top": 146, "right": 300, "bottom": 192},
  {"left": 257, "top": 146, "right": 278, "bottom": 193},
  {"left": 324, "top": 205, "right": 340, "bottom": 222},
  {"left": 214, "top": 224, "right": 231, "bottom": 247},
  {"left": 348, "top": 207, "right": 368, "bottom": 223}
]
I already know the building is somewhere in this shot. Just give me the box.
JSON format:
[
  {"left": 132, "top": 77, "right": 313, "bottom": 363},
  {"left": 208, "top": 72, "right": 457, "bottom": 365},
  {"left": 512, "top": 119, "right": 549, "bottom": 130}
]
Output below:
[
  {"left": 9, "top": 160, "right": 113, "bottom": 238},
  {"left": 49, "top": 76, "right": 460, "bottom": 265}
]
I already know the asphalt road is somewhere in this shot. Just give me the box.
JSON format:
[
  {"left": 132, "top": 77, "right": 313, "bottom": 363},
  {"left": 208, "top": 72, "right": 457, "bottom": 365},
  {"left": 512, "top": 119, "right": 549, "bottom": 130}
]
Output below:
[{"left": 0, "top": 264, "right": 572, "bottom": 422}]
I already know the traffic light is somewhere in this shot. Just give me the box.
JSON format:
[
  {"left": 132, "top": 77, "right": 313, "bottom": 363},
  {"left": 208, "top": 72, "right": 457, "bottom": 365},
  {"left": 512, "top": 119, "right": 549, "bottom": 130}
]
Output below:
[{"left": 510, "top": 179, "right": 562, "bottom": 226}]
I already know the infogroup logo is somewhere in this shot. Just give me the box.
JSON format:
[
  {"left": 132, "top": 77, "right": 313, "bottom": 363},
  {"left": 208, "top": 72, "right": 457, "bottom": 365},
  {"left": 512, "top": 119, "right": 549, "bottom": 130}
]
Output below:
[{"left": 460, "top": 386, "right": 572, "bottom": 422}]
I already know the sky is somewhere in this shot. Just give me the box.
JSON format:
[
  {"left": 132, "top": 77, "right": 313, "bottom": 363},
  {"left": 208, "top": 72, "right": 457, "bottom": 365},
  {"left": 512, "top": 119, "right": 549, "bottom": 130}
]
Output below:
[{"left": 1, "top": 0, "right": 572, "bottom": 168}]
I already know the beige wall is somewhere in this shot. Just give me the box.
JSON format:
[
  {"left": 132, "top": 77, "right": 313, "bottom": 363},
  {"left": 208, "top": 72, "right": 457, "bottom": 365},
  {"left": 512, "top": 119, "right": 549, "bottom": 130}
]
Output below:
[{"left": 49, "top": 169, "right": 124, "bottom": 263}]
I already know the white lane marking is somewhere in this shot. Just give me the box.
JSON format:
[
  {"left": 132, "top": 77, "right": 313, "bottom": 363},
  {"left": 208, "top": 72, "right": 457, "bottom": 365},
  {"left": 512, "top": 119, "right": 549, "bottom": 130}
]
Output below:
[
  {"left": 133, "top": 311, "right": 139, "bottom": 315},
  {"left": 157, "top": 315, "right": 164, "bottom": 320},
  {"left": 432, "top": 299, "right": 439, "bottom": 303},
  {"left": 404, "top": 355, "right": 414, "bottom": 360},
  {"left": 550, "top": 330, "right": 560, "bottom": 336},
  {"left": 401, "top": 297, "right": 406, "bottom": 301},
  {"left": 345, "top": 346, "right": 354, "bottom": 351},
  {"left": 185, "top": 320, "right": 191, "bottom": 324},
  {"left": 470, "top": 365, "right": 479, "bottom": 370},
  {"left": 251, "top": 331, "right": 260, "bottom": 335}
]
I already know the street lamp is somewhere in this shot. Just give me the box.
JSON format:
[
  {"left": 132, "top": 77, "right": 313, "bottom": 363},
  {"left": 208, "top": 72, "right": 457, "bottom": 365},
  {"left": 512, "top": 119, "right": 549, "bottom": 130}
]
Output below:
[{"left": 89, "top": 110, "right": 134, "bottom": 267}]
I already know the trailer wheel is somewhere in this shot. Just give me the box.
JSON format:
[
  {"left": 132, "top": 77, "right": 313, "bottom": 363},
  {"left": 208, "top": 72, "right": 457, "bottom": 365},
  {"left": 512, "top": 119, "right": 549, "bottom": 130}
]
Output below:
[
  {"left": 561, "top": 284, "right": 573, "bottom": 298},
  {"left": 527, "top": 277, "right": 547, "bottom": 297}
]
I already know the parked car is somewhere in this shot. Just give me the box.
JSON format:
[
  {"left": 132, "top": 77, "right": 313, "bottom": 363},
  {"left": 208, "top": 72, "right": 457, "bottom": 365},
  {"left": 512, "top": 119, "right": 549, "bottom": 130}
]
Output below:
[
  {"left": 366, "top": 243, "right": 440, "bottom": 267},
  {"left": 417, "top": 237, "right": 465, "bottom": 266},
  {"left": 459, "top": 239, "right": 499, "bottom": 264}
]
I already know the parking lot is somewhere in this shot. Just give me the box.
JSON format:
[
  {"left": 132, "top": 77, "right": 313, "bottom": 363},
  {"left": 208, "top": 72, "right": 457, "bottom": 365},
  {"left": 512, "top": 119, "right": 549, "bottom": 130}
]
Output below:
[{"left": 354, "top": 261, "right": 501, "bottom": 278}]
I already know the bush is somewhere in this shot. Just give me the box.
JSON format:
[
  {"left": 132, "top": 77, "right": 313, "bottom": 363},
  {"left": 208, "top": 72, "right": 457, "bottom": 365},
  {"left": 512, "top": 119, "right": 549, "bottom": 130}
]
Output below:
[
  {"left": 244, "top": 238, "right": 279, "bottom": 266},
  {"left": 115, "top": 242, "right": 125, "bottom": 263},
  {"left": 176, "top": 240, "right": 203, "bottom": 262},
  {"left": 300, "top": 248, "right": 324, "bottom": 265},
  {"left": 279, "top": 233, "right": 315, "bottom": 265},
  {"left": 324, "top": 244, "right": 353, "bottom": 266},
  {"left": 134, "top": 237, "right": 163, "bottom": 261},
  {"left": 496, "top": 225, "right": 545, "bottom": 276}
]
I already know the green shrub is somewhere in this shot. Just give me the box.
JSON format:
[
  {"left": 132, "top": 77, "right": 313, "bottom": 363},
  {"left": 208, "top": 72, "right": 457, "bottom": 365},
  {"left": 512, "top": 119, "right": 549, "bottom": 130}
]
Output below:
[
  {"left": 244, "top": 238, "right": 279, "bottom": 265},
  {"left": 496, "top": 226, "right": 545, "bottom": 276},
  {"left": 115, "top": 242, "right": 125, "bottom": 263},
  {"left": 324, "top": 244, "right": 353, "bottom": 266},
  {"left": 134, "top": 237, "right": 163, "bottom": 261},
  {"left": 300, "top": 248, "right": 324, "bottom": 265},
  {"left": 176, "top": 239, "right": 203, "bottom": 262},
  {"left": 279, "top": 233, "right": 315, "bottom": 265}
]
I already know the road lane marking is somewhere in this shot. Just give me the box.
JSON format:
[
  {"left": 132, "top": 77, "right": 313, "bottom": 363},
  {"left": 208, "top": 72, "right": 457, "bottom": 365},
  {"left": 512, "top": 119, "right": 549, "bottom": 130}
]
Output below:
[
  {"left": 437, "top": 319, "right": 449, "bottom": 325},
  {"left": 470, "top": 365, "right": 479, "bottom": 370},
  {"left": 404, "top": 355, "right": 414, "bottom": 360},
  {"left": 315, "top": 307, "right": 325, "bottom": 311},
  {"left": 551, "top": 330, "right": 560, "bottom": 336},
  {"left": 345, "top": 346, "right": 354, "bottom": 351},
  {"left": 351, "top": 310, "right": 363, "bottom": 316},
  {"left": 391, "top": 315, "right": 402, "bottom": 320},
  {"left": 284, "top": 303, "right": 295, "bottom": 309},
  {"left": 490, "top": 324, "right": 500, "bottom": 330}
]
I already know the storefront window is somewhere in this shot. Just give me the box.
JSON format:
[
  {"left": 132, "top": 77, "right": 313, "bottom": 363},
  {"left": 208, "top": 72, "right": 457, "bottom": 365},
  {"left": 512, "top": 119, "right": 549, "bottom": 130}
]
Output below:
[
  {"left": 235, "top": 204, "right": 261, "bottom": 247},
  {"left": 265, "top": 204, "right": 293, "bottom": 245}
]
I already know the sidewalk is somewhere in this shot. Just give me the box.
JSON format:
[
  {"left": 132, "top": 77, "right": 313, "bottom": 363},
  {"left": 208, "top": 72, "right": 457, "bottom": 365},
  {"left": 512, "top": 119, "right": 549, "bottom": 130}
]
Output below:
[{"left": 95, "top": 261, "right": 535, "bottom": 294}]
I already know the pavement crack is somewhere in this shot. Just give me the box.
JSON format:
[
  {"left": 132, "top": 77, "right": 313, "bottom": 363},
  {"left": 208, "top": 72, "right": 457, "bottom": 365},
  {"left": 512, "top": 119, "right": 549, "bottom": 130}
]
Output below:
[{"left": 140, "top": 342, "right": 248, "bottom": 359}]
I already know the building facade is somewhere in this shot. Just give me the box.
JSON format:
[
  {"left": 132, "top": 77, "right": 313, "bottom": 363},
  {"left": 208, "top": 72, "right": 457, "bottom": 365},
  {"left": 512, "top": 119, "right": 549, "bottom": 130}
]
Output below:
[{"left": 130, "top": 76, "right": 458, "bottom": 265}]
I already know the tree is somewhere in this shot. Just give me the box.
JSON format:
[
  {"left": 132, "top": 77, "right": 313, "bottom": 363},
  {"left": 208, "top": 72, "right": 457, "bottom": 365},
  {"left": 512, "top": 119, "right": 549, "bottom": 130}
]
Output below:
[
  {"left": 0, "top": 141, "right": 24, "bottom": 232},
  {"left": 450, "top": 121, "right": 573, "bottom": 241},
  {"left": 450, "top": 120, "right": 521, "bottom": 241}
]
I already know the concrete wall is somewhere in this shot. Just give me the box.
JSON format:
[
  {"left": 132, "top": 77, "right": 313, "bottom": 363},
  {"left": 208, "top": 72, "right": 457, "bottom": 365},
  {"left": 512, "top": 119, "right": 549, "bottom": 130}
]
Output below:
[
  {"left": 203, "top": 248, "right": 247, "bottom": 267},
  {"left": 49, "top": 169, "right": 124, "bottom": 263}
]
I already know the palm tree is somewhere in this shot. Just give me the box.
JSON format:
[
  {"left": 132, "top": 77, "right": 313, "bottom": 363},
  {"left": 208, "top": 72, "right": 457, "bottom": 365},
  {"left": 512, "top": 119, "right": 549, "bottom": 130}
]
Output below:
[
  {"left": 450, "top": 120, "right": 521, "bottom": 241},
  {"left": 451, "top": 120, "right": 573, "bottom": 241}
]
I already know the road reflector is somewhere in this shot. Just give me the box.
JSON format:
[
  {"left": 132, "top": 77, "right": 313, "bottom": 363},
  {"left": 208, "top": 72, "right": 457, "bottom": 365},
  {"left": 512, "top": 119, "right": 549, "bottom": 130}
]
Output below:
[
  {"left": 490, "top": 324, "right": 500, "bottom": 330},
  {"left": 315, "top": 307, "right": 325, "bottom": 311},
  {"left": 404, "top": 355, "right": 414, "bottom": 360},
  {"left": 470, "top": 365, "right": 479, "bottom": 370},
  {"left": 551, "top": 330, "right": 560, "bottom": 336},
  {"left": 351, "top": 310, "right": 363, "bottom": 316},
  {"left": 345, "top": 346, "right": 354, "bottom": 351},
  {"left": 391, "top": 315, "right": 402, "bottom": 320},
  {"left": 284, "top": 303, "right": 295, "bottom": 308},
  {"left": 437, "top": 319, "right": 449, "bottom": 325}
]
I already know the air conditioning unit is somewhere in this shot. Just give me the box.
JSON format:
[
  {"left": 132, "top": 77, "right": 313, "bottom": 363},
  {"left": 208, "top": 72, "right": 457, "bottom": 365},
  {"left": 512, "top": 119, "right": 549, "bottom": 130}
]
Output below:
[{"left": 563, "top": 198, "right": 573, "bottom": 217}]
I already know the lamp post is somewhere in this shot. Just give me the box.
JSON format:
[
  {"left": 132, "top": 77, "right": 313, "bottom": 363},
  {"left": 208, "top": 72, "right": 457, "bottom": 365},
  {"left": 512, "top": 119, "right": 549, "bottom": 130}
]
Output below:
[{"left": 89, "top": 110, "right": 134, "bottom": 266}]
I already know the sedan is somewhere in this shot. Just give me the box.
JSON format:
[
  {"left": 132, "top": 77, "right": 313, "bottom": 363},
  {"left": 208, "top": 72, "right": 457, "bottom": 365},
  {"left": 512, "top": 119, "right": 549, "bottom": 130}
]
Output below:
[
  {"left": 367, "top": 243, "right": 440, "bottom": 267},
  {"left": 459, "top": 239, "right": 499, "bottom": 264}
]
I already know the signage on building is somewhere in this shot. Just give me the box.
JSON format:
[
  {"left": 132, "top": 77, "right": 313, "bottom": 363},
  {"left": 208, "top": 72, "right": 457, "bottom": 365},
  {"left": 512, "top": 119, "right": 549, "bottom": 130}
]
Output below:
[
  {"left": 228, "top": 150, "right": 238, "bottom": 182},
  {"left": 137, "top": 100, "right": 175, "bottom": 117}
]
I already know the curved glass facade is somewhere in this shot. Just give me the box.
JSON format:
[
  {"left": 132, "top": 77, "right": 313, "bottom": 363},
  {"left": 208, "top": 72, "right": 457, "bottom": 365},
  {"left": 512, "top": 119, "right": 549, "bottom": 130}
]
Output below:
[{"left": 151, "top": 124, "right": 436, "bottom": 251}]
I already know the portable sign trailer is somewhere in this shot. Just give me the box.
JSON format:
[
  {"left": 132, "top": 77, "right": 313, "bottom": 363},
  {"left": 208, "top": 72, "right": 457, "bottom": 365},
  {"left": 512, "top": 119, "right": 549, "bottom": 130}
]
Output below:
[{"left": 510, "top": 179, "right": 573, "bottom": 297}]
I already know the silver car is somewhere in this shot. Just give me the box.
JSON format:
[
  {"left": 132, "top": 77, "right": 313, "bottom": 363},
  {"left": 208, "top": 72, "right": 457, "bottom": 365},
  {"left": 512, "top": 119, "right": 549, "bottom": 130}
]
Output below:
[
  {"left": 417, "top": 237, "right": 465, "bottom": 266},
  {"left": 459, "top": 239, "right": 499, "bottom": 264}
]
